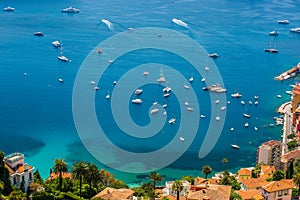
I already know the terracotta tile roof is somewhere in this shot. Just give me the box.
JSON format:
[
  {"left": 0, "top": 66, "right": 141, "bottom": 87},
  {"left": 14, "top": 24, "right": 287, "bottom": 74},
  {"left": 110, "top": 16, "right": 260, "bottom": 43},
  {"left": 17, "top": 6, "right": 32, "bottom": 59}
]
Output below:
[
  {"left": 236, "top": 190, "right": 262, "bottom": 200},
  {"left": 281, "top": 150, "right": 300, "bottom": 162},
  {"left": 261, "top": 140, "right": 282, "bottom": 147},
  {"left": 159, "top": 195, "right": 186, "bottom": 200},
  {"left": 261, "top": 165, "right": 275, "bottom": 174},
  {"left": 47, "top": 172, "right": 72, "bottom": 181},
  {"left": 262, "top": 180, "right": 294, "bottom": 193},
  {"left": 242, "top": 178, "right": 268, "bottom": 190},
  {"left": 187, "top": 184, "right": 231, "bottom": 200},
  {"left": 92, "top": 187, "right": 134, "bottom": 200},
  {"left": 238, "top": 168, "right": 252, "bottom": 176},
  {"left": 195, "top": 176, "right": 207, "bottom": 184},
  {"left": 5, "top": 163, "right": 33, "bottom": 175}
]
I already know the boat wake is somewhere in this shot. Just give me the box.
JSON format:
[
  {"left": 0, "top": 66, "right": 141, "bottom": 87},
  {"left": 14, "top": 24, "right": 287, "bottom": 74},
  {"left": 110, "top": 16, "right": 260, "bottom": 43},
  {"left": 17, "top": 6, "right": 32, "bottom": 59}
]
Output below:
[
  {"left": 172, "top": 18, "right": 188, "bottom": 28},
  {"left": 101, "top": 19, "right": 114, "bottom": 31}
]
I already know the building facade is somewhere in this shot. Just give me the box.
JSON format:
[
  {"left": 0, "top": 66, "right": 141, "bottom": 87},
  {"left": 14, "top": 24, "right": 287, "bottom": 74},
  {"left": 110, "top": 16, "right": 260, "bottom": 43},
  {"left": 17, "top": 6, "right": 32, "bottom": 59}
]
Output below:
[
  {"left": 257, "top": 140, "right": 283, "bottom": 169},
  {"left": 4, "top": 153, "right": 34, "bottom": 192}
]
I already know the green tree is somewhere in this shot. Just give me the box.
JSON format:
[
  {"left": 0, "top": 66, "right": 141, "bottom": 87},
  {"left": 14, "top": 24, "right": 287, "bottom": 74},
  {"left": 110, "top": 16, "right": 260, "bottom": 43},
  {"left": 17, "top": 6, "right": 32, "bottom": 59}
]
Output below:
[
  {"left": 149, "top": 171, "right": 163, "bottom": 189},
  {"left": 8, "top": 188, "right": 27, "bottom": 200},
  {"left": 272, "top": 170, "right": 285, "bottom": 181},
  {"left": 202, "top": 165, "right": 212, "bottom": 178},
  {"left": 110, "top": 179, "right": 129, "bottom": 189},
  {"left": 53, "top": 158, "right": 68, "bottom": 191},
  {"left": 252, "top": 163, "right": 262, "bottom": 178},
  {"left": 99, "top": 169, "right": 114, "bottom": 186},
  {"left": 294, "top": 158, "right": 300, "bottom": 174},
  {"left": 172, "top": 180, "right": 183, "bottom": 200},
  {"left": 84, "top": 163, "right": 99, "bottom": 199},
  {"left": 230, "top": 190, "right": 242, "bottom": 200},
  {"left": 221, "top": 158, "right": 228, "bottom": 167},
  {"left": 0, "top": 151, "right": 12, "bottom": 195},
  {"left": 293, "top": 173, "right": 300, "bottom": 198},
  {"left": 287, "top": 140, "right": 297, "bottom": 151},
  {"left": 181, "top": 176, "right": 195, "bottom": 185},
  {"left": 72, "top": 161, "right": 88, "bottom": 197},
  {"left": 219, "top": 171, "right": 241, "bottom": 190},
  {"left": 33, "top": 170, "right": 43, "bottom": 184}
]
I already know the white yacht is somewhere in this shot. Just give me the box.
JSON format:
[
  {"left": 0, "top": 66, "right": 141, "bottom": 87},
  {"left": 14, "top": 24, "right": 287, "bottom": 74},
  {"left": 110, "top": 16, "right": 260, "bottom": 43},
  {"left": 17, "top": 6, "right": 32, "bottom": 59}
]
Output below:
[
  {"left": 179, "top": 137, "right": 185, "bottom": 142},
  {"left": 189, "top": 77, "right": 194, "bottom": 82},
  {"left": 208, "top": 53, "right": 219, "bottom": 58},
  {"left": 143, "top": 71, "right": 149, "bottom": 76},
  {"left": 58, "top": 55, "right": 69, "bottom": 62},
  {"left": 61, "top": 6, "right": 80, "bottom": 13},
  {"left": 243, "top": 113, "right": 250, "bottom": 118},
  {"left": 186, "top": 107, "right": 194, "bottom": 111},
  {"left": 163, "top": 86, "right": 172, "bottom": 93},
  {"left": 3, "top": 6, "right": 15, "bottom": 12},
  {"left": 150, "top": 108, "right": 159, "bottom": 114},
  {"left": 132, "top": 98, "right": 143, "bottom": 104},
  {"left": 168, "top": 118, "right": 176, "bottom": 124},
  {"left": 164, "top": 93, "right": 170, "bottom": 98},
  {"left": 221, "top": 106, "right": 226, "bottom": 111},
  {"left": 157, "top": 76, "right": 166, "bottom": 83},
  {"left": 278, "top": 20, "right": 289, "bottom": 24},
  {"left": 245, "top": 123, "right": 249, "bottom": 127},
  {"left": 290, "top": 28, "right": 300, "bottom": 33},
  {"left": 269, "top": 30, "right": 279, "bottom": 36},
  {"left": 52, "top": 40, "right": 61, "bottom": 48},
  {"left": 184, "top": 84, "right": 190, "bottom": 89},
  {"left": 58, "top": 78, "right": 64, "bottom": 83},
  {"left": 231, "top": 93, "right": 242, "bottom": 98},
  {"left": 135, "top": 89, "right": 143, "bottom": 95},
  {"left": 216, "top": 116, "right": 220, "bottom": 121},
  {"left": 231, "top": 144, "right": 240, "bottom": 149}
]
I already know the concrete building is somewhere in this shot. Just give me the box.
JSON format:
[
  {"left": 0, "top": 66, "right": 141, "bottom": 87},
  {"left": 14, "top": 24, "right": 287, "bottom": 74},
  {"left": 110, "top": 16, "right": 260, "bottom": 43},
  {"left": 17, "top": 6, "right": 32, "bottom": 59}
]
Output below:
[
  {"left": 257, "top": 140, "right": 283, "bottom": 169},
  {"left": 4, "top": 152, "right": 34, "bottom": 192},
  {"left": 260, "top": 180, "right": 294, "bottom": 200}
]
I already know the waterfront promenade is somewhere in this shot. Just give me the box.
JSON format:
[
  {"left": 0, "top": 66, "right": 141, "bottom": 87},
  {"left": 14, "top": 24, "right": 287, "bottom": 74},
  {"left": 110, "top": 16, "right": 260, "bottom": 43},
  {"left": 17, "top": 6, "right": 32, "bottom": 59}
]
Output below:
[{"left": 277, "top": 102, "right": 292, "bottom": 155}]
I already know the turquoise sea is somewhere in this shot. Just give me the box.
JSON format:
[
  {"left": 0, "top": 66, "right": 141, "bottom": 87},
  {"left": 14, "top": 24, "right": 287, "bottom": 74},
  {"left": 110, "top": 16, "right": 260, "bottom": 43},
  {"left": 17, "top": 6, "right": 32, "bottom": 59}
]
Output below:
[{"left": 1, "top": 0, "right": 300, "bottom": 186}]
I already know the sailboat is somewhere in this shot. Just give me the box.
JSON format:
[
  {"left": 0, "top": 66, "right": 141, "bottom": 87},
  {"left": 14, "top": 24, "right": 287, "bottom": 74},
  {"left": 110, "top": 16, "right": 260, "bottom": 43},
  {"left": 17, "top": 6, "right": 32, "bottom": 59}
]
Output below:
[
  {"left": 264, "top": 36, "right": 278, "bottom": 53},
  {"left": 231, "top": 135, "right": 240, "bottom": 149}
]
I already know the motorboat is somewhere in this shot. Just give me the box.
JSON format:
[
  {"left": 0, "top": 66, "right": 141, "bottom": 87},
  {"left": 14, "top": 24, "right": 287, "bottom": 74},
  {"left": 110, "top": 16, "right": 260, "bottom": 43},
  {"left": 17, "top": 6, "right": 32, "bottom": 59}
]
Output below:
[
  {"left": 243, "top": 113, "right": 250, "bottom": 118},
  {"left": 61, "top": 6, "right": 80, "bottom": 13},
  {"left": 186, "top": 107, "right": 194, "bottom": 111},
  {"left": 52, "top": 40, "right": 61, "bottom": 48},
  {"left": 143, "top": 71, "right": 149, "bottom": 76},
  {"left": 135, "top": 89, "right": 143, "bottom": 95},
  {"left": 105, "top": 94, "right": 110, "bottom": 99},
  {"left": 90, "top": 81, "right": 96, "bottom": 85},
  {"left": 230, "top": 128, "right": 234, "bottom": 131},
  {"left": 264, "top": 48, "right": 278, "bottom": 53},
  {"left": 231, "top": 93, "right": 242, "bottom": 98},
  {"left": 157, "top": 76, "right": 166, "bottom": 83},
  {"left": 97, "top": 48, "right": 102, "bottom": 54},
  {"left": 108, "top": 59, "right": 114, "bottom": 63},
  {"left": 269, "top": 30, "right": 279, "bottom": 36},
  {"left": 163, "top": 104, "right": 167, "bottom": 108},
  {"left": 290, "top": 28, "right": 300, "bottom": 33},
  {"left": 189, "top": 77, "right": 194, "bottom": 82},
  {"left": 168, "top": 118, "right": 176, "bottom": 124},
  {"left": 249, "top": 101, "right": 253, "bottom": 105},
  {"left": 205, "top": 66, "right": 209, "bottom": 71},
  {"left": 254, "top": 127, "right": 258, "bottom": 131},
  {"left": 3, "top": 6, "right": 15, "bottom": 12},
  {"left": 255, "top": 101, "right": 259, "bottom": 105},
  {"left": 113, "top": 81, "right": 117, "bottom": 85},
  {"left": 58, "top": 55, "right": 69, "bottom": 62},
  {"left": 179, "top": 137, "right": 185, "bottom": 142},
  {"left": 93, "top": 86, "right": 100, "bottom": 90},
  {"left": 254, "top": 95, "right": 259, "bottom": 99},
  {"left": 185, "top": 101, "right": 189, "bottom": 106},
  {"left": 132, "top": 98, "right": 143, "bottom": 104},
  {"left": 278, "top": 20, "right": 289, "bottom": 24},
  {"left": 200, "top": 114, "right": 205, "bottom": 118},
  {"left": 208, "top": 53, "right": 219, "bottom": 58},
  {"left": 201, "top": 77, "right": 206, "bottom": 82},
  {"left": 216, "top": 116, "right": 220, "bottom": 121},
  {"left": 34, "top": 32, "right": 44, "bottom": 36},
  {"left": 58, "top": 78, "right": 64, "bottom": 83},
  {"left": 241, "top": 100, "right": 245, "bottom": 105},
  {"left": 231, "top": 144, "right": 240, "bottom": 149},
  {"left": 150, "top": 108, "right": 159, "bottom": 114},
  {"left": 215, "top": 100, "right": 220, "bottom": 104},
  {"left": 221, "top": 106, "right": 226, "bottom": 111},
  {"left": 276, "top": 94, "right": 282, "bottom": 98},
  {"left": 286, "top": 90, "right": 292, "bottom": 95},
  {"left": 245, "top": 123, "right": 249, "bottom": 127},
  {"left": 163, "top": 86, "right": 172, "bottom": 93},
  {"left": 164, "top": 93, "right": 170, "bottom": 98},
  {"left": 184, "top": 84, "right": 190, "bottom": 89}
]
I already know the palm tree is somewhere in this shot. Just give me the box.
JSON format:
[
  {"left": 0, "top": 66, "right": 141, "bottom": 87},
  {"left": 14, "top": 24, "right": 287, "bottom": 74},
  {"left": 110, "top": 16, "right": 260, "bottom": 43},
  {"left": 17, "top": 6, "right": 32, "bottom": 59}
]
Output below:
[
  {"left": 293, "top": 172, "right": 300, "bottom": 197},
  {"left": 221, "top": 158, "right": 228, "bottom": 167},
  {"left": 71, "top": 161, "right": 88, "bottom": 197},
  {"left": 84, "top": 163, "right": 99, "bottom": 199},
  {"left": 202, "top": 165, "right": 212, "bottom": 178},
  {"left": 172, "top": 180, "right": 183, "bottom": 200},
  {"left": 149, "top": 171, "right": 163, "bottom": 189},
  {"left": 53, "top": 158, "right": 68, "bottom": 191}
]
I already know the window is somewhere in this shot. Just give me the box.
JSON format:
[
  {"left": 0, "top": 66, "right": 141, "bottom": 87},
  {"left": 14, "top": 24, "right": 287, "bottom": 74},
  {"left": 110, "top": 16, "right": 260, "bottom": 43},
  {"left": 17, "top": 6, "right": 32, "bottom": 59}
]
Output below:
[
  {"left": 13, "top": 177, "right": 16, "bottom": 184},
  {"left": 22, "top": 176, "right": 24, "bottom": 182},
  {"left": 284, "top": 189, "right": 289, "bottom": 195},
  {"left": 29, "top": 172, "right": 32, "bottom": 180},
  {"left": 278, "top": 190, "right": 282, "bottom": 197}
]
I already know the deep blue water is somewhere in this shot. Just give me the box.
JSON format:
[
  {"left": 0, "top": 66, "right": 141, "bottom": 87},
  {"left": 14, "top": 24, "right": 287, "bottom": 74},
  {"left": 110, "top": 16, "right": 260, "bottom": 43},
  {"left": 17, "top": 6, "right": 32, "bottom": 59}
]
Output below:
[{"left": 1, "top": 0, "right": 300, "bottom": 185}]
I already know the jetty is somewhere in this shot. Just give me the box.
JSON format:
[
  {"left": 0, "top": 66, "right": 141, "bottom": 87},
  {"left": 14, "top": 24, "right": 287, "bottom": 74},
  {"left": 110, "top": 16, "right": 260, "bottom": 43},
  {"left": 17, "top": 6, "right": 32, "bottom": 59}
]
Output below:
[{"left": 275, "top": 62, "right": 300, "bottom": 81}]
